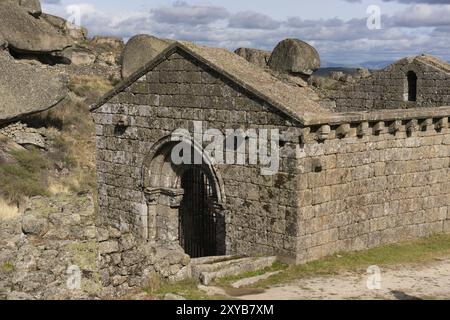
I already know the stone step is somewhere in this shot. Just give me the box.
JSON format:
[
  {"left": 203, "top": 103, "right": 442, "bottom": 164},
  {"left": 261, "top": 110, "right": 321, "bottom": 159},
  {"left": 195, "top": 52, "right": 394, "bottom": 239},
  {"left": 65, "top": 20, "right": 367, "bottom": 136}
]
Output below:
[
  {"left": 192, "top": 256, "right": 250, "bottom": 279},
  {"left": 198, "top": 256, "right": 277, "bottom": 286},
  {"left": 190, "top": 255, "right": 245, "bottom": 266}
]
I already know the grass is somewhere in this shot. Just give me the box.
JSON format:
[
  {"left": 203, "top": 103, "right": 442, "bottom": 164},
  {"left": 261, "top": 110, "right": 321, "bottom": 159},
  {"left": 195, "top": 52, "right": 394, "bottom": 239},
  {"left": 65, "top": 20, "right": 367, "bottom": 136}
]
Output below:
[
  {"left": 0, "top": 197, "right": 20, "bottom": 221},
  {"left": 0, "top": 149, "right": 51, "bottom": 204},
  {"left": 0, "top": 73, "right": 112, "bottom": 208},
  {"left": 144, "top": 278, "right": 230, "bottom": 300},
  {"left": 143, "top": 234, "right": 450, "bottom": 300},
  {"left": 254, "top": 233, "right": 450, "bottom": 288},
  {"left": 68, "top": 75, "right": 114, "bottom": 105},
  {"left": 1, "top": 262, "right": 14, "bottom": 273}
]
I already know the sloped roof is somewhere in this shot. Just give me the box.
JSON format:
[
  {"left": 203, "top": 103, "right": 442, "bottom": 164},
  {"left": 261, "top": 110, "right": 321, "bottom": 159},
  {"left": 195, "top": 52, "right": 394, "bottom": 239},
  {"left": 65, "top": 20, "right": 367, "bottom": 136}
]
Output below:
[
  {"left": 91, "top": 41, "right": 331, "bottom": 125},
  {"left": 415, "top": 54, "right": 450, "bottom": 73}
]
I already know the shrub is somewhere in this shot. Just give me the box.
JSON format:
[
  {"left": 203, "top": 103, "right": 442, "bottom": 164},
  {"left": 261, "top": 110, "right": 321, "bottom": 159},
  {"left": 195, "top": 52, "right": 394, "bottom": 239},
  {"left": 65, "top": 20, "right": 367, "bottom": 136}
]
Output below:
[{"left": 0, "top": 149, "right": 50, "bottom": 204}]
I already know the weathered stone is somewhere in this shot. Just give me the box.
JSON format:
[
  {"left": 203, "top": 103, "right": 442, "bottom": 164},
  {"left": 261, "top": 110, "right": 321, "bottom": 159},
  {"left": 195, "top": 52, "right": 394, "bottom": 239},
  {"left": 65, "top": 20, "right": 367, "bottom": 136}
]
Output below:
[
  {"left": 0, "top": 51, "right": 67, "bottom": 123},
  {"left": 328, "top": 54, "right": 450, "bottom": 111},
  {"left": 12, "top": 131, "right": 46, "bottom": 148},
  {"left": 90, "top": 41, "right": 450, "bottom": 295},
  {"left": 121, "top": 34, "right": 172, "bottom": 79},
  {"left": 59, "top": 47, "right": 97, "bottom": 65},
  {"left": 18, "top": 0, "right": 42, "bottom": 17},
  {"left": 164, "top": 293, "right": 186, "bottom": 300},
  {"left": 41, "top": 13, "right": 87, "bottom": 41},
  {"left": 99, "top": 241, "right": 119, "bottom": 255},
  {"left": 269, "top": 38, "right": 321, "bottom": 76},
  {"left": 90, "top": 36, "right": 124, "bottom": 50},
  {"left": 119, "top": 234, "right": 136, "bottom": 251},
  {"left": 234, "top": 47, "right": 271, "bottom": 68},
  {"left": 22, "top": 214, "right": 48, "bottom": 237},
  {"left": 0, "top": 1, "right": 74, "bottom": 53},
  {"left": 97, "top": 227, "right": 109, "bottom": 242}
]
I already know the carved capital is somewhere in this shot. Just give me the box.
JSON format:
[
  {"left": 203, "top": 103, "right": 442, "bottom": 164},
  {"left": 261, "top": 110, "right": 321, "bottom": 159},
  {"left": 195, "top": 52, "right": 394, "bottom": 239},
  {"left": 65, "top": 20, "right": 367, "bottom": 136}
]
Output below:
[{"left": 144, "top": 187, "right": 185, "bottom": 208}]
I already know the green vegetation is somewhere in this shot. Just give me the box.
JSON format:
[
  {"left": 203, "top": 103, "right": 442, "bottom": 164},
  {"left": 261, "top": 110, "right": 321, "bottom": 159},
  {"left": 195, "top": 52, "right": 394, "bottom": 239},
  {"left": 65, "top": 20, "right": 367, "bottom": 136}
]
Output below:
[
  {"left": 0, "top": 149, "right": 51, "bottom": 204},
  {"left": 144, "top": 278, "right": 230, "bottom": 300},
  {"left": 66, "top": 241, "right": 98, "bottom": 270},
  {"left": 254, "top": 234, "right": 450, "bottom": 288},
  {"left": 140, "top": 234, "right": 450, "bottom": 300},
  {"left": 1, "top": 262, "right": 14, "bottom": 272},
  {"left": 69, "top": 75, "right": 114, "bottom": 104},
  {"left": 0, "top": 73, "right": 113, "bottom": 209}
]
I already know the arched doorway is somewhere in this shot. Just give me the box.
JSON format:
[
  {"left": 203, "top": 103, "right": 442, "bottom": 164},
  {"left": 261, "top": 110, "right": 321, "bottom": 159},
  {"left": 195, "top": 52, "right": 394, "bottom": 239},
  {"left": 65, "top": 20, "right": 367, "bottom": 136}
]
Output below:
[
  {"left": 142, "top": 137, "right": 227, "bottom": 258},
  {"left": 179, "top": 166, "right": 219, "bottom": 258}
]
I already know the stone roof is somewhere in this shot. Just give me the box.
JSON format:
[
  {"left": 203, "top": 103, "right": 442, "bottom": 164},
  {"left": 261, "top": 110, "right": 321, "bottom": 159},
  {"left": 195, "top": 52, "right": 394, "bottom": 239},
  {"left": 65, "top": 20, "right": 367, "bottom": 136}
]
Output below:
[
  {"left": 415, "top": 54, "right": 450, "bottom": 73},
  {"left": 91, "top": 41, "right": 332, "bottom": 125}
]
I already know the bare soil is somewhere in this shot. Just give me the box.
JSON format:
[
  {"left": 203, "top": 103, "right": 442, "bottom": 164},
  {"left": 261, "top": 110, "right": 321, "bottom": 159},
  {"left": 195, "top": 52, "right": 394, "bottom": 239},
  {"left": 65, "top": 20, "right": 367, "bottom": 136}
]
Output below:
[{"left": 236, "top": 258, "right": 450, "bottom": 300}]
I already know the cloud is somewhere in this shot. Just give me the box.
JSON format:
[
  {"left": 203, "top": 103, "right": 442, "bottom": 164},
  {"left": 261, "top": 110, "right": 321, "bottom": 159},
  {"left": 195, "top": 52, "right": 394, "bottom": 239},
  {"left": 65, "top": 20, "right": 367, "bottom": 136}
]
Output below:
[
  {"left": 228, "top": 11, "right": 281, "bottom": 30},
  {"left": 151, "top": 1, "right": 229, "bottom": 26},
  {"left": 390, "top": 4, "right": 450, "bottom": 27},
  {"left": 343, "top": 0, "right": 450, "bottom": 3},
  {"left": 41, "top": 1, "right": 450, "bottom": 64}
]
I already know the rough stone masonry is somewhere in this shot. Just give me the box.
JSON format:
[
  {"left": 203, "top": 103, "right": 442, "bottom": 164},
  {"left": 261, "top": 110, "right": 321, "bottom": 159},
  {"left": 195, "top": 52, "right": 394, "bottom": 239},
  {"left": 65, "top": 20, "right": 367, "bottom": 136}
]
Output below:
[{"left": 90, "top": 40, "right": 450, "bottom": 293}]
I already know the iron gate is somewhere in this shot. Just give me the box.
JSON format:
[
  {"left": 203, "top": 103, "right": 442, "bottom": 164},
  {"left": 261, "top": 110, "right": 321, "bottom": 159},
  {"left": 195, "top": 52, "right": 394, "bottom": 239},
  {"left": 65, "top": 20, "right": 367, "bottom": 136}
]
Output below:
[{"left": 179, "top": 167, "right": 218, "bottom": 258}]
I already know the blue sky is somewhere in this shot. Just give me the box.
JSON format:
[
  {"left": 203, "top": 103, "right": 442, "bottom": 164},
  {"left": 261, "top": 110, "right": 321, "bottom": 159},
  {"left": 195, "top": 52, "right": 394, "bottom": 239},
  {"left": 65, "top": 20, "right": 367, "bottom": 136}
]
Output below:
[{"left": 42, "top": 0, "right": 450, "bottom": 65}]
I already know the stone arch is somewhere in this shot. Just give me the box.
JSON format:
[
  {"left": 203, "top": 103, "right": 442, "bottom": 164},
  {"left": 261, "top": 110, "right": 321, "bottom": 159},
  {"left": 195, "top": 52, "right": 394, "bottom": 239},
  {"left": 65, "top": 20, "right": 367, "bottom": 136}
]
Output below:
[
  {"left": 142, "top": 135, "right": 226, "bottom": 204},
  {"left": 141, "top": 135, "right": 227, "bottom": 256}
]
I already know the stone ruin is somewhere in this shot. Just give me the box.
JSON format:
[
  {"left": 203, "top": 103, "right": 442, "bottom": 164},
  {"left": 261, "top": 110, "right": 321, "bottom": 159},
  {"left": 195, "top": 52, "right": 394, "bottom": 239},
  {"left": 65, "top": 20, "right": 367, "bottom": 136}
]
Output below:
[{"left": 89, "top": 40, "right": 450, "bottom": 295}]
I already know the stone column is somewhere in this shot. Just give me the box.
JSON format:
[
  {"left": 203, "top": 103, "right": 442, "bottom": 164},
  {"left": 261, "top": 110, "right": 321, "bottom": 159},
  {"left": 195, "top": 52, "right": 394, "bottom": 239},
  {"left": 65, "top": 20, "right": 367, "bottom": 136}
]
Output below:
[{"left": 144, "top": 187, "right": 184, "bottom": 247}]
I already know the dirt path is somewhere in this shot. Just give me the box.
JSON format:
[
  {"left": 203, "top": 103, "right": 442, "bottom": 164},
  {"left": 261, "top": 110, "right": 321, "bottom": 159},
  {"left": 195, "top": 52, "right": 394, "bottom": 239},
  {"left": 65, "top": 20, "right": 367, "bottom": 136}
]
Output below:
[{"left": 233, "top": 258, "right": 450, "bottom": 300}]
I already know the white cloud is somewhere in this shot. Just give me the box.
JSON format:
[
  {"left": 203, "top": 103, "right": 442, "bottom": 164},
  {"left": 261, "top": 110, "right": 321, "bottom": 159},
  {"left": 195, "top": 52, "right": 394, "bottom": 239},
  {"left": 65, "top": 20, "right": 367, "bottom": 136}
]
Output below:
[
  {"left": 41, "top": 1, "right": 450, "bottom": 64},
  {"left": 151, "top": 1, "right": 229, "bottom": 26}
]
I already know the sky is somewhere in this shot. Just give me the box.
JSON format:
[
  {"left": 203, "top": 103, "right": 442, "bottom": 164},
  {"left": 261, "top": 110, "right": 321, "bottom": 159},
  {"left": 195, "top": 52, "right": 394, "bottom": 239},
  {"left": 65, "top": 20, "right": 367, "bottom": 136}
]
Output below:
[{"left": 41, "top": 0, "right": 450, "bottom": 65}]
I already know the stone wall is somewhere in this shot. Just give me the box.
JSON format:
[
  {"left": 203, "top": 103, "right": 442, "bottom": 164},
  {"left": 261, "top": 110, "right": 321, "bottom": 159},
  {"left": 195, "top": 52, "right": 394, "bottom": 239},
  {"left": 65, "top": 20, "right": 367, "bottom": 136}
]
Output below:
[
  {"left": 328, "top": 56, "right": 450, "bottom": 112},
  {"left": 93, "top": 50, "right": 303, "bottom": 286},
  {"left": 92, "top": 47, "right": 450, "bottom": 286},
  {"left": 296, "top": 118, "right": 450, "bottom": 263}
]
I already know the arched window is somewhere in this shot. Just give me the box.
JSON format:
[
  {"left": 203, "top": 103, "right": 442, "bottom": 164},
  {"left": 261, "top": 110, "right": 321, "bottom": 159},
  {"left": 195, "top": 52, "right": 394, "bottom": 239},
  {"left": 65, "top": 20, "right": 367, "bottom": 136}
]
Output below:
[{"left": 406, "top": 71, "right": 417, "bottom": 102}]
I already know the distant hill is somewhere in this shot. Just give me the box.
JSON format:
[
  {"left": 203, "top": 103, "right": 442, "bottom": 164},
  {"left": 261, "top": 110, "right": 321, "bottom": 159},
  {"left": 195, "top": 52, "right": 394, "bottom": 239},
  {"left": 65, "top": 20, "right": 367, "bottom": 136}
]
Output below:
[
  {"left": 313, "top": 67, "right": 359, "bottom": 77},
  {"left": 359, "top": 60, "right": 394, "bottom": 70},
  {"left": 321, "top": 60, "right": 394, "bottom": 71}
]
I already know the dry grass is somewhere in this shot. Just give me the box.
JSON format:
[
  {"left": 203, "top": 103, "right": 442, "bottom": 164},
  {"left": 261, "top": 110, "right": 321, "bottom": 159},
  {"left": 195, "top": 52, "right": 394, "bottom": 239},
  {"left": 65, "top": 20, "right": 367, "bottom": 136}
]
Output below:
[
  {"left": 68, "top": 75, "right": 114, "bottom": 104},
  {"left": 0, "top": 197, "right": 20, "bottom": 221}
]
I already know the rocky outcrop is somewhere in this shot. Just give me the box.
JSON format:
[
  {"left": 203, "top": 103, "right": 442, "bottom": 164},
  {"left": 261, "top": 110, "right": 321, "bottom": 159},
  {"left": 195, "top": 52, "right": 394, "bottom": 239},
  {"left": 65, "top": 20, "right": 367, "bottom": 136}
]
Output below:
[
  {"left": 234, "top": 47, "right": 271, "bottom": 68},
  {"left": 0, "top": 1, "right": 74, "bottom": 54},
  {"left": 0, "top": 122, "right": 46, "bottom": 149},
  {"left": 59, "top": 47, "right": 96, "bottom": 66},
  {"left": 41, "top": 13, "right": 87, "bottom": 42},
  {"left": 90, "top": 36, "right": 124, "bottom": 51},
  {"left": 0, "top": 51, "right": 67, "bottom": 124},
  {"left": 17, "top": 0, "right": 42, "bottom": 17},
  {"left": 0, "top": 194, "right": 102, "bottom": 300},
  {"left": 121, "top": 34, "right": 172, "bottom": 79},
  {"left": 269, "top": 38, "right": 321, "bottom": 79},
  {"left": 0, "top": 37, "right": 7, "bottom": 50}
]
